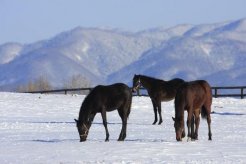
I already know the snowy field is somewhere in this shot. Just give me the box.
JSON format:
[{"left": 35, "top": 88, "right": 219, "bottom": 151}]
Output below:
[{"left": 0, "top": 92, "right": 246, "bottom": 163}]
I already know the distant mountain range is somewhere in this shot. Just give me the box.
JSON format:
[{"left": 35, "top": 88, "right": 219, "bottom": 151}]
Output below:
[{"left": 1, "top": 18, "right": 246, "bottom": 91}]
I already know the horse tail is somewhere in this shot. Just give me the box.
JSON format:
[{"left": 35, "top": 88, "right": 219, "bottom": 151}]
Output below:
[
  {"left": 127, "top": 92, "right": 132, "bottom": 119},
  {"left": 201, "top": 106, "right": 208, "bottom": 119},
  {"left": 201, "top": 80, "right": 212, "bottom": 119}
]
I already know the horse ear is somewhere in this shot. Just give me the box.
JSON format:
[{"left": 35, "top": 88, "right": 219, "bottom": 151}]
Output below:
[
  {"left": 74, "top": 119, "right": 78, "bottom": 123},
  {"left": 172, "top": 117, "right": 175, "bottom": 122}
]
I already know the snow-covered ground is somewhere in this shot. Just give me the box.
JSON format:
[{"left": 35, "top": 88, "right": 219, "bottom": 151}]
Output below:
[{"left": 0, "top": 92, "right": 245, "bottom": 163}]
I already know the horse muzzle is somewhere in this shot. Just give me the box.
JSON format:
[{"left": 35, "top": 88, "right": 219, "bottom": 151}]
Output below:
[
  {"left": 80, "top": 139, "right": 86, "bottom": 142},
  {"left": 80, "top": 137, "right": 87, "bottom": 142},
  {"left": 176, "top": 134, "right": 182, "bottom": 141},
  {"left": 79, "top": 134, "right": 88, "bottom": 142},
  {"left": 176, "top": 137, "right": 182, "bottom": 141}
]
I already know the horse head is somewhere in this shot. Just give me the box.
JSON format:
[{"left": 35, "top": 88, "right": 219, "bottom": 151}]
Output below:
[
  {"left": 172, "top": 117, "right": 185, "bottom": 141},
  {"left": 74, "top": 118, "right": 92, "bottom": 142},
  {"left": 132, "top": 74, "right": 141, "bottom": 93}
]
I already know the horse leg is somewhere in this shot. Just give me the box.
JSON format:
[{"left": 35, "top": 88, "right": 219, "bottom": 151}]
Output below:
[
  {"left": 101, "top": 109, "right": 109, "bottom": 142},
  {"left": 182, "top": 119, "right": 186, "bottom": 138},
  {"left": 191, "top": 114, "right": 195, "bottom": 140},
  {"left": 151, "top": 99, "right": 158, "bottom": 125},
  {"left": 193, "top": 110, "right": 200, "bottom": 140},
  {"left": 117, "top": 108, "right": 127, "bottom": 141},
  {"left": 203, "top": 104, "right": 212, "bottom": 140},
  {"left": 186, "top": 109, "right": 193, "bottom": 141},
  {"left": 207, "top": 114, "right": 212, "bottom": 140},
  {"left": 157, "top": 101, "right": 163, "bottom": 125}
]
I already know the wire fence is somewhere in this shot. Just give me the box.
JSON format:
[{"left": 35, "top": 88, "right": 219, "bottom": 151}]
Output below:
[{"left": 25, "top": 86, "right": 246, "bottom": 99}]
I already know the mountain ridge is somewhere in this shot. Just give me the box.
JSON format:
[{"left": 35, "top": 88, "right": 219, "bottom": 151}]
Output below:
[{"left": 1, "top": 18, "right": 246, "bottom": 91}]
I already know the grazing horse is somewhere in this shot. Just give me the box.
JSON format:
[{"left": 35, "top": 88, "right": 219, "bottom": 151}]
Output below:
[
  {"left": 172, "top": 80, "right": 212, "bottom": 141},
  {"left": 132, "top": 74, "right": 184, "bottom": 125},
  {"left": 75, "top": 83, "right": 132, "bottom": 142}
]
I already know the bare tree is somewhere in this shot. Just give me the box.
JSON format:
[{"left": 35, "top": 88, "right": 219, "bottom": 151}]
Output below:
[
  {"left": 64, "top": 74, "right": 91, "bottom": 94},
  {"left": 35, "top": 76, "right": 52, "bottom": 91},
  {"left": 16, "top": 75, "right": 52, "bottom": 92}
]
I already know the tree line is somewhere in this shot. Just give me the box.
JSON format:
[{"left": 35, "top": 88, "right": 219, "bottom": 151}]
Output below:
[{"left": 16, "top": 74, "right": 91, "bottom": 94}]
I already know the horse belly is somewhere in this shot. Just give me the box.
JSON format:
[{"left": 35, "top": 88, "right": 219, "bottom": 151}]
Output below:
[
  {"left": 105, "top": 100, "right": 123, "bottom": 112},
  {"left": 160, "top": 89, "right": 176, "bottom": 102},
  {"left": 161, "top": 94, "right": 175, "bottom": 102}
]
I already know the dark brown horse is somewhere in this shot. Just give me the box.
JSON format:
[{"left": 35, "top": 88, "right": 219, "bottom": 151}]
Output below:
[
  {"left": 172, "top": 80, "right": 212, "bottom": 141},
  {"left": 75, "top": 83, "right": 132, "bottom": 142},
  {"left": 132, "top": 74, "right": 184, "bottom": 125}
]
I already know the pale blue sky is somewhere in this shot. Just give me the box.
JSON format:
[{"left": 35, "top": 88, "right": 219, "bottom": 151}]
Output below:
[{"left": 0, "top": 0, "right": 246, "bottom": 44}]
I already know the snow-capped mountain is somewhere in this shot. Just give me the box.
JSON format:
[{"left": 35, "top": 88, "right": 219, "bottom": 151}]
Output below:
[
  {"left": 0, "top": 18, "right": 246, "bottom": 91},
  {"left": 0, "top": 27, "right": 188, "bottom": 90},
  {"left": 0, "top": 43, "right": 23, "bottom": 64},
  {"left": 108, "top": 18, "right": 246, "bottom": 86}
]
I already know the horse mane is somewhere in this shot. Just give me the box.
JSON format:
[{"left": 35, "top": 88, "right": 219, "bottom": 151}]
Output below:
[
  {"left": 174, "top": 86, "right": 186, "bottom": 120},
  {"left": 138, "top": 75, "right": 164, "bottom": 83},
  {"left": 138, "top": 75, "right": 183, "bottom": 84},
  {"left": 78, "top": 89, "right": 95, "bottom": 122}
]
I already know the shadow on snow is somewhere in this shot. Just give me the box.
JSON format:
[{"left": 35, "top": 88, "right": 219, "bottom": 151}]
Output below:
[
  {"left": 30, "top": 138, "right": 170, "bottom": 143},
  {"left": 28, "top": 121, "right": 152, "bottom": 126},
  {"left": 211, "top": 111, "right": 245, "bottom": 116},
  {"left": 31, "top": 139, "right": 77, "bottom": 143}
]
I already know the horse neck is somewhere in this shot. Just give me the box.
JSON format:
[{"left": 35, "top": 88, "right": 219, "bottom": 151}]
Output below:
[
  {"left": 175, "top": 109, "right": 184, "bottom": 123},
  {"left": 175, "top": 99, "right": 185, "bottom": 123},
  {"left": 78, "top": 102, "right": 90, "bottom": 122},
  {"left": 139, "top": 75, "right": 156, "bottom": 89}
]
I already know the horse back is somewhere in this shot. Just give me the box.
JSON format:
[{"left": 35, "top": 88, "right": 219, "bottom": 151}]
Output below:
[
  {"left": 90, "top": 83, "right": 132, "bottom": 111},
  {"left": 157, "top": 78, "right": 185, "bottom": 101},
  {"left": 176, "top": 80, "right": 212, "bottom": 110}
]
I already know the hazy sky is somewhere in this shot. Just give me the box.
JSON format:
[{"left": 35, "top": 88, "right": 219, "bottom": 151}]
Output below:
[{"left": 1, "top": 0, "right": 246, "bottom": 44}]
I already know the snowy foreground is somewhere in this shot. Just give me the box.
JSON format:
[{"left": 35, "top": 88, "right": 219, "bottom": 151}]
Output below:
[{"left": 0, "top": 92, "right": 246, "bottom": 163}]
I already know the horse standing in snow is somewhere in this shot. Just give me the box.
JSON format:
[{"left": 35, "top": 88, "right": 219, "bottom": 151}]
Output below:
[
  {"left": 172, "top": 80, "right": 212, "bottom": 141},
  {"left": 75, "top": 83, "right": 132, "bottom": 142},
  {"left": 132, "top": 74, "right": 184, "bottom": 125}
]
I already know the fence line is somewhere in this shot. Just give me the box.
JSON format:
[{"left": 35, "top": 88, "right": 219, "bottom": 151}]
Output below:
[
  {"left": 211, "top": 86, "right": 246, "bottom": 99},
  {"left": 25, "top": 86, "right": 246, "bottom": 99},
  {"left": 26, "top": 88, "right": 92, "bottom": 95}
]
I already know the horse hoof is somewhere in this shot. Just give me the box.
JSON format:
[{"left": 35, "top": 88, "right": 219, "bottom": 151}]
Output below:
[{"left": 191, "top": 136, "right": 198, "bottom": 141}]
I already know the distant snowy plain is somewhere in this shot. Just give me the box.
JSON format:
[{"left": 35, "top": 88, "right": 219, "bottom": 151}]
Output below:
[{"left": 0, "top": 92, "right": 245, "bottom": 163}]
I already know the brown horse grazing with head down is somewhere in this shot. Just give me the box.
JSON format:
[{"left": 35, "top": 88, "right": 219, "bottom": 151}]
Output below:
[
  {"left": 75, "top": 83, "right": 132, "bottom": 142},
  {"left": 132, "top": 74, "right": 185, "bottom": 125},
  {"left": 172, "top": 80, "right": 212, "bottom": 141}
]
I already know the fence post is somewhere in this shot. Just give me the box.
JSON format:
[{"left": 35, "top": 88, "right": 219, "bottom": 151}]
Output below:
[
  {"left": 214, "top": 88, "right": 217, "bottom": 98},
  {"left": 241, "top": 88, "right": 244, "bottom": 99}
]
